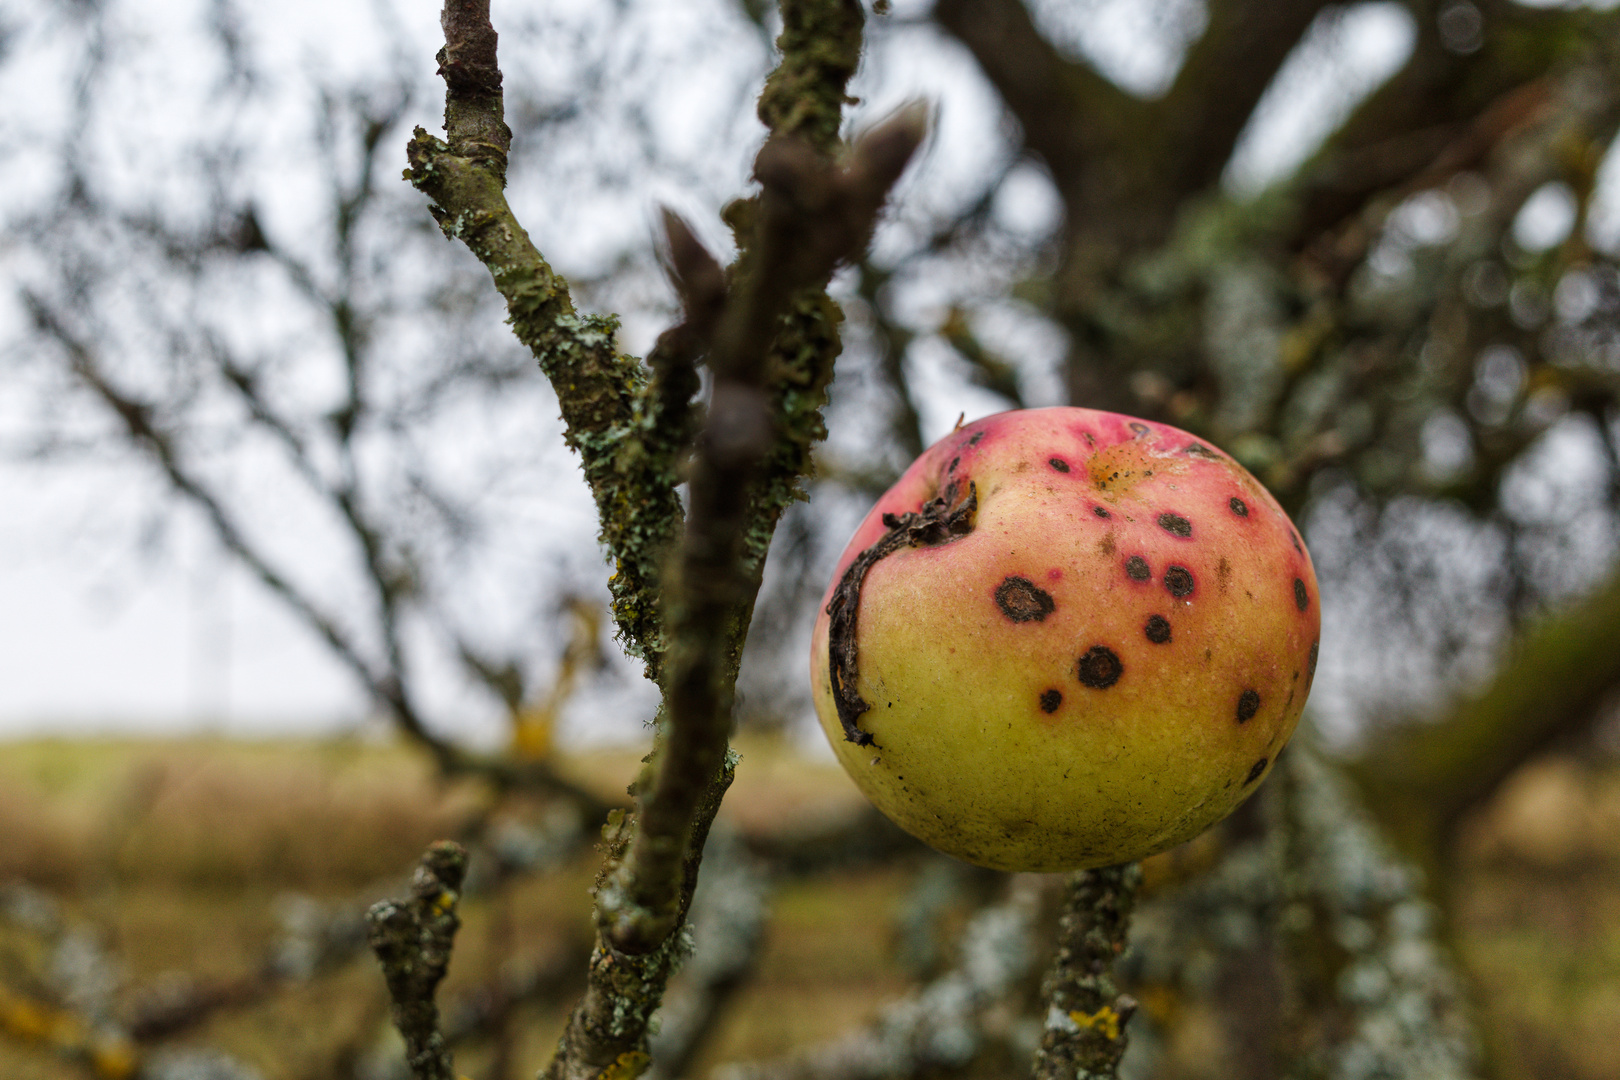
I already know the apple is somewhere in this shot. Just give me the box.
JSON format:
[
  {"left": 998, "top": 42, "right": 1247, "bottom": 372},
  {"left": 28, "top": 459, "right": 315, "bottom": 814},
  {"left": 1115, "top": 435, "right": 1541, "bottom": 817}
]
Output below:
[{"left": 809, "top": 407, "right": 1320, "bottom": 871}]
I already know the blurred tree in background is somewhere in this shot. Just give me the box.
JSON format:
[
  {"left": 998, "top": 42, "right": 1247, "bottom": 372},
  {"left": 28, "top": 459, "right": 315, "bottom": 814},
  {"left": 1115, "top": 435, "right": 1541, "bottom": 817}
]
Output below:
[{"left": 3, "top": 1, "right": 1620, "bottom": 1079}]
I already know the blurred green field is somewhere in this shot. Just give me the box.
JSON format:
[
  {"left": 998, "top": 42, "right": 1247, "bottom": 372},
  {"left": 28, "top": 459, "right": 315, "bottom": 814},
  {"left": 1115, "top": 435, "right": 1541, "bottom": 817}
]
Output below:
[{"left": 0, "top": 736, "right": 1617, "bottom": 1080}]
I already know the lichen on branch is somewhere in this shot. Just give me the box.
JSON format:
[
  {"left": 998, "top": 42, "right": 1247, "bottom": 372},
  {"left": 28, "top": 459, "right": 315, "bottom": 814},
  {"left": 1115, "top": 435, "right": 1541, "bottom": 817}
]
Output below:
[{"left": 1031, "top": 864, "right": 1141, "bottom": 1080}]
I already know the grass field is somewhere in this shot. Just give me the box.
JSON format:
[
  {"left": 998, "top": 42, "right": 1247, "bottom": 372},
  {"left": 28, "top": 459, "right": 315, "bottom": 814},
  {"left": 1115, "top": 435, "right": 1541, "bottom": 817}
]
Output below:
[{"left": 0, "top": 735, "right": 1616, "bottom": 1080}]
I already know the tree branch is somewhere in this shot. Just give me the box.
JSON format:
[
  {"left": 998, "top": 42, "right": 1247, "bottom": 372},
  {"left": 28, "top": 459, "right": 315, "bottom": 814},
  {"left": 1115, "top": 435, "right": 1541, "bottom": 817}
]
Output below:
[
  {"left": 932, "top": 0, "right": 1133, "bottom": 200},
  {"left": 1159, "top": 0, "right": 1332, "bottom": 198},
  {"left": 1289, "top": 0, "right": 1620, "bottom": 246},
  {"left": 405, "top": 0, "right": 682, "bottom": 675},
  {"left": 1030, "top": 865, "right": 1141, "bottom": 1080},
  {"left": 533, "top": 3, "right": 925, "bottom": 1076},
  {"left": 1351, "top": 562, "right": 1620, "bottom": 865}
]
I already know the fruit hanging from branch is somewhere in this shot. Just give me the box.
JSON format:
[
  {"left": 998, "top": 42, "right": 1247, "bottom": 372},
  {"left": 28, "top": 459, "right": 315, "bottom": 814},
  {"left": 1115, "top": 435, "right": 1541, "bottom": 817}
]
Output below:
[{"left": 810, "top": 407, "right": 1320, "bottom": 872}]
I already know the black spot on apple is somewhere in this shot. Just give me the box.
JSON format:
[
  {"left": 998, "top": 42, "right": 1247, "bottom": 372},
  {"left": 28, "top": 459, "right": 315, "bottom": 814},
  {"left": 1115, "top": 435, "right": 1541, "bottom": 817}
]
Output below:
[
  {"left": 1144, "top": 615, "right": 1171, "bottom": 644},
  {"left": 1308, "top": 639, "right": 1319, "bottom": 682},
  {"left": 1093, "top": 505, "right": 1111, "bottom": 519},
  {"left": 1236, "top": 689, "right": 1260, "bottom": 723},
  {"left": 1158, "top": 512, "right": 1193, "bottom": 537},
  {"left": 948, "top": 456, "right": 960, "bottom": 472},
  {"left": 1129, "top": 422, "right": 1150, "bottom": 436},
  {"left": 1290, "top": 530, "right": 1304, "bottom": 554},
  {"left": 1229, "top": 497, "right": 1248, "bottom": 517},
  {"left": 995, "top": 575, "right": 1056, "bottom": 623},
  {"left": 1126, "top": 555, "right": 1150, "bottom": 581},
  {"left": 1245, "top": 758, "right": 1268, "bottom": 785},
  {"left": 1294, "top": 578, "right": 1309, "bottom": 611},
  {"left": 1039, "top": 689, "right": 1062, "bottom": 713},
  {"left": 1164, "top": 565, "right": 1194, "bottom": 597},
  {"left": 1076, "top": 646, "right": 1122, "bottom": 689},
  {"left": 1049, "top": 457, "right": 1070, "bottom": 473},
  {"left": 1184, "top": 443, "right": 1219, "bottom": 459},
  {"left": 968, "top": 431, "right": 985, "bottom": 445}
]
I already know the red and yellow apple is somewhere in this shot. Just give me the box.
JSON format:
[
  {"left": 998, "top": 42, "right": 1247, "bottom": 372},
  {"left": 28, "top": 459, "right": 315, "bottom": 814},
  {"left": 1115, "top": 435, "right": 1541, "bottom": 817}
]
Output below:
[{"left": 809, "top": 407, "right": 1319, "bottom": 871}]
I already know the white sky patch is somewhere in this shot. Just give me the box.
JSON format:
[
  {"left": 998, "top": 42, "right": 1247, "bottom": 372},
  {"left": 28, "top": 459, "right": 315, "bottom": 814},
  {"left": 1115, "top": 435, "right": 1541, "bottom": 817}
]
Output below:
[
  {"left": 1224, "top": 3, "right": 1415, "bottom": 196},
  {"left": 1514, "top": 181, "right": 1579, "bottom": 252},
  {"left": 1023, "top": 0, "right": 1207, "bottom": 98}
]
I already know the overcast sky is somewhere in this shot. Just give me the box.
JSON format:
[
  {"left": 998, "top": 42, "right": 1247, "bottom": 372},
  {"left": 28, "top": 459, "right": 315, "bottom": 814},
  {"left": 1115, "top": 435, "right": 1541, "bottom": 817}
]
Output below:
[{"left": 2, "top": 0, "right": 1614, "bottom": 743}]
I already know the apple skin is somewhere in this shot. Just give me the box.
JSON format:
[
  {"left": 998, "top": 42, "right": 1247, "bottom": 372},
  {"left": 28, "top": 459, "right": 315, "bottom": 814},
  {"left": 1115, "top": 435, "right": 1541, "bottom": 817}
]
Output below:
[{"left": 809, "top": 407, "right": 1320, "bottom": 872}]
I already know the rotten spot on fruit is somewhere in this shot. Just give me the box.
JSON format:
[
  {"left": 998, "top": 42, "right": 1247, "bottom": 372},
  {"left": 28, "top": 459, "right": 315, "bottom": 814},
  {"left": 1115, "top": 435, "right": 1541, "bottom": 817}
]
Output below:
[
  {"left": 1039, "top": 689, "right": 1062, "bottom": 713},
  {"left": 995, "top": 575, "right": 1055, "bottom": 623},
  {"left": 1076, "top": 646, "right": 1122, "bottom": 689},
  {"left": 1308, "top": 640, "right": 1319, "bottom": 682},
  {"left": 1144, "top": 615, "right": 1171, "bottom": 644},
  {"left": 1229, "top": 497, "right": 1248, "bottom": 517},
  {"left": 1164, "top": 565, "right": 1194, "bottom": 597},
  {"left": 1245, "top": 758, "right": 1268, "bottom": 785},
  {"left": 1049, "top": 457, "right": 1070, "bottom": 473},
  {"left": 1236, "top": 689, "right": 1260, "bottom": 723},
  {"left": 1158, "top": 512, "right": 1192, "bottom": 537},
  {"left": 948, "top": 456, "right": 960, "bottom": 472},
  {"left": 825, "top": 481, "right": 979, "bottom": 745},
  {"left": 1129, "top": 422, "right": 1150, "bottom": 436},
  {"left": 1290, "top": 530, "right": 1304, "bottom": 554},
  {"left": 1184, "top": 443, "right": 1219, "bottom": 459},
  {"left": 1125, "top": 555, "right": 1150, "bottom": 581},
  {"left": 1092, "top": 506, "right": 1111, "bottom": 519},
  {"left": 1294, "top": 578, "right": 1309, "bottom": 611}
]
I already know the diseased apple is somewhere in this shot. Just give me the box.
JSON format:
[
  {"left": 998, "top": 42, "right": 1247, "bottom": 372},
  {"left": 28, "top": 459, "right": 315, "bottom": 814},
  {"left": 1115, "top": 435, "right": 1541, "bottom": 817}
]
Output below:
[{"left": 809, "top": 407, "right": 1320, "bottom": 872}]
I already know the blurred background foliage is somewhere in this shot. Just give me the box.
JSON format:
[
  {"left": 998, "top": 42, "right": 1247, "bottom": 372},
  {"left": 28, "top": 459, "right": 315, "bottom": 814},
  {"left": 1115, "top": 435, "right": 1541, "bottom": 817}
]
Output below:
[{"left": 3, "top": 0, "right": 1620, "bottom": 1078}]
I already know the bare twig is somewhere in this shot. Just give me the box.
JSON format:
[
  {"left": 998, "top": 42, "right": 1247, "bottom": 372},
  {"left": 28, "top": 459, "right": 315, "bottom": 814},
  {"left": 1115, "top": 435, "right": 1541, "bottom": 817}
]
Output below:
[
  {"left": 24, "top": 295, "right": 613, "bottom": 817},
  {"left": 366, "top": 841, "right": 470, "bottom": 1080}
]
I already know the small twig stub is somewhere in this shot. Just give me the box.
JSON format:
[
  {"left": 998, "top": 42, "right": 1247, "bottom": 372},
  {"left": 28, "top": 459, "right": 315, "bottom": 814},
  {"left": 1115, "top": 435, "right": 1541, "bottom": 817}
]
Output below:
[{"left": 367, "top": 841, "right": 469, "bottom": 1080}]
